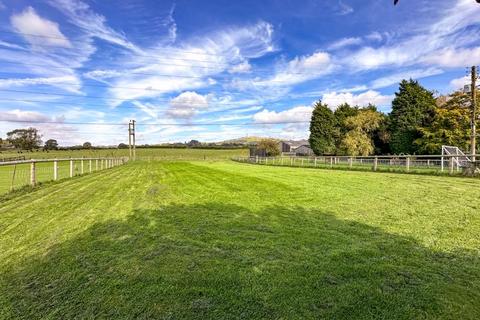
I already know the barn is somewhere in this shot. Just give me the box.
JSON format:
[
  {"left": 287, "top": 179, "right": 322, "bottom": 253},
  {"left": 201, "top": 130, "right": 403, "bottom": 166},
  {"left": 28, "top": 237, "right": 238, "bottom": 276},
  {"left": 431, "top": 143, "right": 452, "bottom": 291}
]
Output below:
[{"left": 294, "top": 145, "right": 314, "bottom": 156}]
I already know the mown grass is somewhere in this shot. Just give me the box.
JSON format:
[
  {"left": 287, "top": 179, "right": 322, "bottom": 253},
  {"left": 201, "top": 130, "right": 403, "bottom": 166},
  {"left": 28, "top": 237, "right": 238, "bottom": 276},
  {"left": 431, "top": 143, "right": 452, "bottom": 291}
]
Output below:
[
  {"left": 0, "top": 147, "right": 248, "bottom": 160},
  {"left": 1, "top": 161, "right": 479, "bottom": 319},
  {"left": 0, "top": 148, "right": 248, "bottom": 195}
]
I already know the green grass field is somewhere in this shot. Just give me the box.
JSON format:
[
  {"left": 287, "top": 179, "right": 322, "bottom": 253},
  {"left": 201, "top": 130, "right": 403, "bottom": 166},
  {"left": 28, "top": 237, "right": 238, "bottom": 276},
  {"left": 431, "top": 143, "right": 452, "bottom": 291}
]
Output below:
[
  {"left": 0, "top": 147, "right": 248, "bottom": 160},
  {"left": 0, "top": 148, "right": 248, "bottom": 195},
  {"left": 1, "top": 161, "right": 479, "bottom": 319}
]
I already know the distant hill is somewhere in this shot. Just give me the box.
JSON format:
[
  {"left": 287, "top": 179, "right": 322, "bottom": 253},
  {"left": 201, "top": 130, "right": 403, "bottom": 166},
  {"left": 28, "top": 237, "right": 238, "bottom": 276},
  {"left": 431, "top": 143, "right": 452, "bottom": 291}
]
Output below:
[
  {"left": 220, "top": 136, "right": 309, "bottom": 147},
  {"left": 220, "top": 136, "right": 280, "bottom": 145}
]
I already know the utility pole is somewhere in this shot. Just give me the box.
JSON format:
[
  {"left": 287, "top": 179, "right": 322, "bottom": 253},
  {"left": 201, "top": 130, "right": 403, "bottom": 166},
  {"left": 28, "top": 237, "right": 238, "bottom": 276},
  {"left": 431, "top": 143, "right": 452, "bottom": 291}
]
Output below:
[
  {"left": 471, "top": 66, "right": 477, "bottom": 162},
  {"left": 132, "top": 120, "right": 136, "bottom": 161},
  {"left": 128, "top": 120, "right": 132, "bottom": 159},
  {"left": 128, "top": 120, "right": 136, "bottom": 161}
]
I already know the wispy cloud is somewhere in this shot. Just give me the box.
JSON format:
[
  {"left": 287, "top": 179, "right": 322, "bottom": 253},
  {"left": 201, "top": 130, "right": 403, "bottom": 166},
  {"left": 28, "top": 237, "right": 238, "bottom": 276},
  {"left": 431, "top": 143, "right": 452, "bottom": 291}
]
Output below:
[
  {"left": 11, "top": 6, "right": 72, "bottom": 48},
  {"left": 322, "top": 90, "right": 393, "bottom": 109}
]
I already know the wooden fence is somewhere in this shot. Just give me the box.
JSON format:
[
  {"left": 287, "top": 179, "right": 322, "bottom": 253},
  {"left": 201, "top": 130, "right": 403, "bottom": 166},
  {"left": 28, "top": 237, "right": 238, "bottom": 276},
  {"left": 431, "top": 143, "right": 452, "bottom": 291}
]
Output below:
[
  {"left": 0, "top": 157, "right": 128, "bottom": 194},
  {"left": 233, "top": 154, "right": 480, "bottom": 176}
]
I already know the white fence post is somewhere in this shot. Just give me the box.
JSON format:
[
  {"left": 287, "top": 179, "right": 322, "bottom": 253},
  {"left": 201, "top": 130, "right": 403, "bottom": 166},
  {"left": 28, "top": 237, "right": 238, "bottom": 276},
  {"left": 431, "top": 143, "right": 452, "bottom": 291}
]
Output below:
[
  {"left": 349, "top": 157, "right": 353, "bottom": 169},
  {"left": 54, "top": 160, "right": 58, "bottom": 181},
  {"left": 30, "top": 161, "right": 36, "bottom": 186},
  {"left": 89, "top": 159, "right": 92, "bottom": 173},
  {"left": 81, "top": 158, "right": 84, "bottom": 174},
  {"left": 96, "top": 159, "right": 99, "bottom": 171},
  {"left": 373, "top": 157, "right": 378, "bottom": 171},
  {"left": 70, "top": 160, "right": 74, "bottom": 177},
  {"left": 406, "top": 156, "right": 410, "bottom": 172}
]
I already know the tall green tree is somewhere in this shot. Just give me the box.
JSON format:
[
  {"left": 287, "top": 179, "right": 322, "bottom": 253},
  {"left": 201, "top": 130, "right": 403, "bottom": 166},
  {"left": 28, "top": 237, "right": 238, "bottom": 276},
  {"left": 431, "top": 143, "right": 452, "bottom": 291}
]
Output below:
[
  {"left": 44, "top": 139, "right": 58, "bottom": 150},
  {"left": 414, "top": 92, "right": 474, "bottom": 154},
  {"left": 340, "top": 109, "right": 383, "bottom": 156},
  {"left": 389, "top": 79, "right": 436, "bottom": 154},
  {"left": 309, "top": 101, "right": 337, "bottom": 155},
  {"left": 334, "top": 103, "right": 359, "bottom": 154},
  {"left": 6, "top": 128, "right": 42, "bottom": 150}
]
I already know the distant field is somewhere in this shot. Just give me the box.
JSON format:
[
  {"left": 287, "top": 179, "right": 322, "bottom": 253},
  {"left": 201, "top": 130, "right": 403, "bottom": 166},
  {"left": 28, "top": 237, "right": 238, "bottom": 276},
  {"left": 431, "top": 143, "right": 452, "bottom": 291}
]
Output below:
[
  {"left": 1, "top": 161, "right": 479, "bottom": 319},
  {"left": 0, "top": 148, "right": 248, "bottom": 195},
  {"left": 0, "top": 147, "right": 248, "bottom": 160}
]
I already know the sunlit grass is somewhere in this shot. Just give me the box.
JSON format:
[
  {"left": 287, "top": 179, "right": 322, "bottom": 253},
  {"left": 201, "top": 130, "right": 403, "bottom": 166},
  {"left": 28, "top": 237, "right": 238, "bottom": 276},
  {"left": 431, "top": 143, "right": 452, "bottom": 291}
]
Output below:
[{"left": 1, "top": 161, "right": 479, "bottom": 318}]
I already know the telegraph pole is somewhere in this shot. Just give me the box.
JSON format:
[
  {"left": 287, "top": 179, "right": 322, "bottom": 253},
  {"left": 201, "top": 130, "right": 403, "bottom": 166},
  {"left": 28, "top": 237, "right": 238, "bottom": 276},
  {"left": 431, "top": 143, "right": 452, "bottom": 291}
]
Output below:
[
  {"left": 128, "top": 120, "right": 136, "bottom": 161},
  {"left": 471, "top": 66, "right": 477, "bottom": 161},
  {"left": 128, "top": 120, "right": 132, "bottom": 160},
  {"left": 132, "top": 120, "right": 136, "bottom": 161}
]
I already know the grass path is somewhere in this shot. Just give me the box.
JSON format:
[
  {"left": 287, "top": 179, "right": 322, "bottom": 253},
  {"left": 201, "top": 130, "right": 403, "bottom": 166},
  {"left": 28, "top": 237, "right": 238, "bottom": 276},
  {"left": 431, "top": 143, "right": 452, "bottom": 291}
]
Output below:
[{"left": 1, "top": 161, "right": 479, "bottom": 319}]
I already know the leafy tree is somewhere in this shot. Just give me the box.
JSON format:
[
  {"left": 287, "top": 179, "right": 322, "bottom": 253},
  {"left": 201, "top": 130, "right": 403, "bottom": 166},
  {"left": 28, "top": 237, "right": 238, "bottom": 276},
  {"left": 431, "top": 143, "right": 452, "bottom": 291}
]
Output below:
[
  {"left": 83, "top": 142, "right": 92, "bottom": 149},
  {"left": 257, "top": 139, "right": 280, "bottom": 156},
  {"left": 6, "top": 128, "right": 42, "bottom": 150},
  {"left": 414, "top": 92, "right": 474, "bottom": 154},
  {"left": 44, "top": 139, "right": 59, "bottom": 150},
  {"left": 334, "top": 103, "right": 359, "bottom": 154},
  {"left": 118, "top": 143, "right": 129, "bottom": 149},
  {"left": 309, "top": 101, "right": 337, "bottom": 155},
  {"left": 340, "top": 109, "right": 383, "bottom": 156},
  {"left": 187, "top": 140, "right": 201, "bottom": 147},
  {"left": 389, "top": 79, "right": 436, "bottom": 154}
]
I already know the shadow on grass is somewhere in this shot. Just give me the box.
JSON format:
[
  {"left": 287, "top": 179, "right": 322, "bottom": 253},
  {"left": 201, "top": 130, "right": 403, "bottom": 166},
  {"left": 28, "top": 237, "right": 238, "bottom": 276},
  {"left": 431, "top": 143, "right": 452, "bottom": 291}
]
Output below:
[{"left": 1, "top": 203, "right": 479, "bottom": 319}]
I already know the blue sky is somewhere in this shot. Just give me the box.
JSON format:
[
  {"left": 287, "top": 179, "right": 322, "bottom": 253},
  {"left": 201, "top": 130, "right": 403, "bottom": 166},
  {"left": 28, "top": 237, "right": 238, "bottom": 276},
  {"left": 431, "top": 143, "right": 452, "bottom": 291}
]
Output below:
[{"left": 0, "top": 0, "right": 479, "bottom": 146}]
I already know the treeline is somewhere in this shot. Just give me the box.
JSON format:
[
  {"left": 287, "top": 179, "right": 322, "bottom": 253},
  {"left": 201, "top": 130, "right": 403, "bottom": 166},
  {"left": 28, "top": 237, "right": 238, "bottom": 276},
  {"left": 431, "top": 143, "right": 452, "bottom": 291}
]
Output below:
[
  {"left": 0, "top": 128, "right": 97, "bottom": 151},
  {"left": 0, "top": 131, "right": 247, "bottom": 152},
  {"left": 309, "top": 79, "right": 478, "bottom": 156}
]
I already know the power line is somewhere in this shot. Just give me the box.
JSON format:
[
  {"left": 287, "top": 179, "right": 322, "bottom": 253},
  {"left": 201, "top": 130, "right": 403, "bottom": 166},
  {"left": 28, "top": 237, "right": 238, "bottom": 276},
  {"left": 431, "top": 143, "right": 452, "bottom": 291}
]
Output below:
[{"left": 0, "top": 118, "right": 310, "bottom": 126}]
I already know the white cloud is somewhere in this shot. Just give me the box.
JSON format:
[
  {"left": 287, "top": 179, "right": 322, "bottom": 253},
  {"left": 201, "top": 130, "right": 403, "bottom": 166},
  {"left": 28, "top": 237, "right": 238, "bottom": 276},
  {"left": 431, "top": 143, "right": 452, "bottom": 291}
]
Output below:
[
  {"left": 164, "top": 4, "right": 177, "bottom": 43},
  {"left": 10, "top": 7, "right": 71, "bottom": 48},
  {"left": 450, "top": 76, "right": 470, "bottom": 90},
  {"left": 365, "top": 32, "right": 383, "bottom": 42},
  {"left": 166, "top": 91, "right": 209, "bottom": 119},
  {"left": 0, "top": 40, "right": 24, "bottom": 50},
  {"left": 328, "top": 37, "right": 362, "bottom": 50},
  {"left": 322, "top": 90, "right": 393, "bottom": 109},
  {"left": 370, "top": 68, "right": 443, "bottom": 89},
  {"left": 253, "top": 106, "right": 312, "bottom": 124},
  {"left": 337, "top": 1, "right": 353, "bottom": 15},
  {"left": 48, "top": 0, "right": 141, "bottom": 53},
  {"left": 0, "top": 75, "right": 81, "bottom": 93},
  {"left": 0, "top": 109, "right": 51, "bottom": 122},
  {"left": 343, "top": 0, "right": 480, "bottom": 71},
  {"left": 229, "top": 61, "right": 252, "bottom": 73},
  {"left": 243, "top": 51, "right": 333, "bottom": 90},
  {"left": 422, "top": 47, "right": 480, "bottom": 68},
  {"left": 101, "top": 21, "right": 274, "bottom": 104},
  {"left": 132, "top": 101, "right": 160, "bottom": 119}
]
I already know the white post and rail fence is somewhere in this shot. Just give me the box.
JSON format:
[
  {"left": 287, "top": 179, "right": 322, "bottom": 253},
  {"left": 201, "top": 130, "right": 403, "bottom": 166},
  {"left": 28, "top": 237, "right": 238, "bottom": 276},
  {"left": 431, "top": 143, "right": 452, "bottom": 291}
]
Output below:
[
  {"left": 233, "top": 154, "right": 480, "bottom": 176},
  {"left": 0, "top": 157, "right": 128, "bottom": 194}
]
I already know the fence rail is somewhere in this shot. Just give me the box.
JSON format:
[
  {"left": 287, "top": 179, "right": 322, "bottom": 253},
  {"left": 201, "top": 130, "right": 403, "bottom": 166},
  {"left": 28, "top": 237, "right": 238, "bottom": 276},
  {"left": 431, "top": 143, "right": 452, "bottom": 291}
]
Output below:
[
  {"left": 0, "top": 157, "right": 128, "bottom": 195},
  {"left": 0, "top": 156, "right": 25, "bottom": 162},
  {"left": 233, "top": 154, "right": 480, "bottom": 176}
]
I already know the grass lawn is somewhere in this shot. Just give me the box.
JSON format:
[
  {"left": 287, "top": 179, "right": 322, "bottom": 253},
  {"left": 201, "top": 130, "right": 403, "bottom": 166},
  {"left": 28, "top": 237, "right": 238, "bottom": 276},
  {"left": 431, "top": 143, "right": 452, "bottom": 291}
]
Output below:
[
  {"left": 0, "top": 147, "right": 248, "bottom": 160},
  {"left": 1, "top": 161, "right": 479, "bottom": 319}
]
